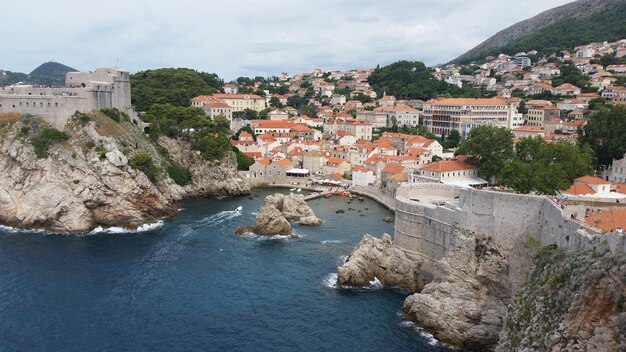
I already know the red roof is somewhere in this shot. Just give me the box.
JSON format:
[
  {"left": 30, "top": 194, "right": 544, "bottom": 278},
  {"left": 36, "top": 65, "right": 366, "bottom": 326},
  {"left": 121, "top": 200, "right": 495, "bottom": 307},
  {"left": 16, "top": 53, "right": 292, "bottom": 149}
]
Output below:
[
  {"left": 575, "top": 176, "right": 608, "bottom": 185},
  {"left": 564, "top": 184, "right": 595, "bottom": 195},
  {"left": 382, "top": 163, "right": 406, "bottom": 174},
  {"left": 273, "top": 159, "right": 293, "bottom": 168},
  {"left": 585, "top": 209, "right": 626, "bottom": 232},
  {"left": 421, "top": 160, "right": 476, "bottom": 172}
]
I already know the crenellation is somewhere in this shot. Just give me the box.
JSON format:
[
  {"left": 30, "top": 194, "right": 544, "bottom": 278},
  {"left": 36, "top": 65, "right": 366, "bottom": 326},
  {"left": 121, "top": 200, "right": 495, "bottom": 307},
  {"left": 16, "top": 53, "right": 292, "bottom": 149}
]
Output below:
[{"left": 0, "top": 68, "right": 132, "bottom": 129}]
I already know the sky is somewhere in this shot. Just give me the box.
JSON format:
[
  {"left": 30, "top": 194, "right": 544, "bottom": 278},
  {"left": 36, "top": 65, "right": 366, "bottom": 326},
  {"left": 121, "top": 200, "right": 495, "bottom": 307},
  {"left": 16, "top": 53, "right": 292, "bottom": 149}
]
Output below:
[{"left": 3, "top": 0, "right": 574, "bottom": 81}]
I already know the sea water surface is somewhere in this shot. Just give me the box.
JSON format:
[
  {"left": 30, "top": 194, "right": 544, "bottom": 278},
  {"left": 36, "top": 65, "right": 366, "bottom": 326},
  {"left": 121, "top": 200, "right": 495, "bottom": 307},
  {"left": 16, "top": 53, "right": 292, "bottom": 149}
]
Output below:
[{"left": 0, "top": 189, "right": 453, "bottom": 352}]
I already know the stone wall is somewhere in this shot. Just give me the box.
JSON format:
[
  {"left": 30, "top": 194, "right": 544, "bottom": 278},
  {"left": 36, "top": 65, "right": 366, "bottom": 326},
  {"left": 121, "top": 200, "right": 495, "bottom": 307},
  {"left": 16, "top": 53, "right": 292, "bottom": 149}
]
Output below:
[{"left": 394, "top": 183, "right": 619, "bottom": 263}]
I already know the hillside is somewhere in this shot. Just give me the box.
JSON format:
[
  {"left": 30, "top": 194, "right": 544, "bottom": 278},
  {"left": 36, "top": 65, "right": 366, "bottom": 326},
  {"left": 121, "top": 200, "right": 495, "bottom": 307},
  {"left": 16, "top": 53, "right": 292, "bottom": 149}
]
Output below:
[
  {"left": 453, "top": 0, "right": 626, "bottom": 64},
  {"left": 29, "top": 61, "right": 77, "bottom": 86},
  {"left": 0, "top": 70, "right": 28, "bottom": 86}
]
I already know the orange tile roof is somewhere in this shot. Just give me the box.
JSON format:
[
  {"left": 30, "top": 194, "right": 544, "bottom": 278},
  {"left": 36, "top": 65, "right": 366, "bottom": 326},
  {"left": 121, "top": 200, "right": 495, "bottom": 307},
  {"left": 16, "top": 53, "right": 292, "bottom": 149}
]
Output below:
[
  {"left": 382, "top": 163, "right": 407, "bottom": 174},
  {"left": 257, "top": 158, "right": 272, "bottom": 166},
  {"left": 421, "top": 160, "right": 476, "bottom": 172},
  {"left": 239, "top": 131, "right": 252, "bottom": 137},
  {"left": 273, "top": 159, "right": 293, "bottom": 167},
  {"left": 612, "top": 182, "right": 626, "bottom": 194},
  {"left": 326, "top": 157, "right": 347, "bottom": 167},
  {"left": 575, "top": 176, "right": 609, "bottom": 185},
  {"left": 564, "top": 184, "right": 595, "bottom": 195},
  {"left": 352, "top": 165, "right": 373, "bottom": 173},
  {"left": 427, "top": 98, "right": 509, "bottom": 106},
  {"left": 243, "top": 152, "right": 262, "bottom": 159},
  {"left": 585, "top": 209, "right": 626, "bottom": 232}
]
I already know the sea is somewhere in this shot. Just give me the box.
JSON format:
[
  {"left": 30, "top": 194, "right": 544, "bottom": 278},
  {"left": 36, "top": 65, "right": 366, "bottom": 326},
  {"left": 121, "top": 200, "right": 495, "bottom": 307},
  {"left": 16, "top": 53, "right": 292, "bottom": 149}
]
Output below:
[{"left": 0, "top": 188, "right": 454, "bottom": 352}]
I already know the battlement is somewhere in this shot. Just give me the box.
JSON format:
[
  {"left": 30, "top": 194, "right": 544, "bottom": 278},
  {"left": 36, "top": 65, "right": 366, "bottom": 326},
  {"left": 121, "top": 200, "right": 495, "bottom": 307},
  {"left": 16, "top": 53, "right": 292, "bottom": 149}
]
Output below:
[
  {"left": 0, "top": 68, "right": 131, "bottom": 129},
  {"left": 394, "top": 183, "right": 619, "bottom": 263}
]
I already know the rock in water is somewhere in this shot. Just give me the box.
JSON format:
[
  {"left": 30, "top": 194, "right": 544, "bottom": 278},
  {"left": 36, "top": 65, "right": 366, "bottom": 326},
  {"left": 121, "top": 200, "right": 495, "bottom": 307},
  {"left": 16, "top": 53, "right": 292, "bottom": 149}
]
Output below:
[
  {"left": 336, "top": 234, "right": 424, "bottom": 291},
  {"left": 402, "top": 233, "right": 510, "bottom": 351},
  {"left": 236, "top": 193, "right": 323, "bottom": 237}
]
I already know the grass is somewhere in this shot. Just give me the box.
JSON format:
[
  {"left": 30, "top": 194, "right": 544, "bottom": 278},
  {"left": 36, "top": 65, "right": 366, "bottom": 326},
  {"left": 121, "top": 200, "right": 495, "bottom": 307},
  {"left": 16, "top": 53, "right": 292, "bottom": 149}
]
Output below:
[{"left": 94, "top": 111, "right": 127, "bottom": 138}]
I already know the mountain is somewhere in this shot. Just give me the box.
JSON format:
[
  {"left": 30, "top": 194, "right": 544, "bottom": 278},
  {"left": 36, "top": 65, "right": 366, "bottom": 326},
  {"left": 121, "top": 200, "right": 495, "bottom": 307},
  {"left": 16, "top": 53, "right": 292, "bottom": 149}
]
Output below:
[
  {"left": 29, "top": 62, "right": 77, "bottom": 86},
  {"left": 453, "top": 0, "right": 626, "bottom": 64},
  {"left": 0, "top": 70, "right": 28, "bottom": 86}
]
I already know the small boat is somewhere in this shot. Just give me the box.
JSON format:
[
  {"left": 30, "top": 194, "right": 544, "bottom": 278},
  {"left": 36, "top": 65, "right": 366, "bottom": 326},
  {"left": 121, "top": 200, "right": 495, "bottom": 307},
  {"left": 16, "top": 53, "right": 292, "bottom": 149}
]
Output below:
[
  {"left": 290, "top": 188, "right": 297, "bottom": 191},
  {"left": 296, "top": 188, "right": 302, "bottom": 192},
  {"left": 235, "top": 206, "right": 243, "bottom": 213}
]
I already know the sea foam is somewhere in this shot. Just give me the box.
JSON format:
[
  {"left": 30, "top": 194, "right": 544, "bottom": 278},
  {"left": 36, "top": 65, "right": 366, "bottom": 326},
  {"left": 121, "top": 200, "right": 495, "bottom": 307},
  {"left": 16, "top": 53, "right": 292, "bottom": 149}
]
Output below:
[{"left": 89, "top": 220, "right": 164, "bottom": 235}]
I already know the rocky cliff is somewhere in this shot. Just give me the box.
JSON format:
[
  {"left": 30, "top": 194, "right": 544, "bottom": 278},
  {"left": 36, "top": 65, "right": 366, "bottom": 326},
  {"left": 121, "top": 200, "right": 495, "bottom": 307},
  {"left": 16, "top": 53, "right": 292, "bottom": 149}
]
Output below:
[
  {"left": 497, "top": 246, "right": 626, "bottom": 352},
  {"left": 0, "top": 112, "right": 248, "bottom": 233}
]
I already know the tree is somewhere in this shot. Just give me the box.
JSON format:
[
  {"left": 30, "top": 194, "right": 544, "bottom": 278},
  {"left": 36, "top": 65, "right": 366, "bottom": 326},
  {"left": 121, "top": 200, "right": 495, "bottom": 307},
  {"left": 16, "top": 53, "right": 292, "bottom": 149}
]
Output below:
[
  {"left": 233, "top": 109, "right": 258, "bottom": 120},
  {"left": 269, "top": 96, "right": 282, "bottom": 108},
  {"left": 131, "top": 68, "right": 219, "bottom": 111},
  {"left": 233, "top": 126, "right": 255, "bottom": 141},
  {"left": 213, "top": 115, "right": 231, "bottom": 134},
  {"left": 287, "top": 95, "right": 306, "bottom": 109},
  {"left": 579, "top": 105, "right": 626, "bottom": 167},
  {"left": 301, "top": 104, "right": 318, "bottom": 118},
  {"left": 499, "top": 137, "right": 593, "bottom": 195},
  {"left": 457, "top": 125, "right": 514, "bottom": 183},
  {"left": 445, "top": 129, "right": 461, "bottom": 148}
]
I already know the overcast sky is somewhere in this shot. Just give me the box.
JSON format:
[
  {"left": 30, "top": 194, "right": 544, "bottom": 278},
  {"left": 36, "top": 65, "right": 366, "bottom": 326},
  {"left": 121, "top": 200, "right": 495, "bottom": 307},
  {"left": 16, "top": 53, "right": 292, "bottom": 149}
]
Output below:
[{"left": 3, "top": 0, "right": 573, "bottom": 80}]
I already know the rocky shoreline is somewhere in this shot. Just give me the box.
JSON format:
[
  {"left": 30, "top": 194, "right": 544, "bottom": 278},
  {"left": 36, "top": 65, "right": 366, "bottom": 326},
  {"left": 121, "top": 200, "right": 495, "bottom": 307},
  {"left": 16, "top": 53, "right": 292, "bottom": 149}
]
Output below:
[{"left": 0, "top": 113, "right": 249, "bottom": 234}]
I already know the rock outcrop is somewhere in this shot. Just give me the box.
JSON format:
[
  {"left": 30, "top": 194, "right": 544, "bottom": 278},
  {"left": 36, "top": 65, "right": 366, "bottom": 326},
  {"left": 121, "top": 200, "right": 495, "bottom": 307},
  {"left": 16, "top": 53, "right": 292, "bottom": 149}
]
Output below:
[
  {"left": 236, "top": 193, "right": 322, "bottom": 237},
  {"left": 0, "top": 113, "right": 248, "bottom": 233},
  {"left": 336, "top": 234, "right": 425, "bottom": 291},
  {"left": 497, "top": 248, "right": 626, "bottom": 352},
  {"left": 403, "top": 233, "right": 510, "bottom": 351}
]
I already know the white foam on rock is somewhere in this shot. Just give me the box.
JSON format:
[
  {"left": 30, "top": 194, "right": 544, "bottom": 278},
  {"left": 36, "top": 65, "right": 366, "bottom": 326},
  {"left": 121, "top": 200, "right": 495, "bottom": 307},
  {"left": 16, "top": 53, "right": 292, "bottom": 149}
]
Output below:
[
  {"left": 399, "top": 320, "right": 439, "bottom": 346},
  {"left": 89, "top": 220, "right": 164, "bottom": 235}
]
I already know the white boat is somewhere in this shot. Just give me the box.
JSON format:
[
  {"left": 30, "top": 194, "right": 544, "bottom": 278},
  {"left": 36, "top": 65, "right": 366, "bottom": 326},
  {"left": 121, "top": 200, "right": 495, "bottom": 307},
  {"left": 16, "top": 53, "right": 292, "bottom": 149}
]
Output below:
[
  {"left": 235, "top": 206, "right": 243, "bottom": 213},
  {"left": 296, "top": 188, "right": 302, "bottom": 192},
  {"left": 290, "top": 188, "right": 297, "bottom": 191}
]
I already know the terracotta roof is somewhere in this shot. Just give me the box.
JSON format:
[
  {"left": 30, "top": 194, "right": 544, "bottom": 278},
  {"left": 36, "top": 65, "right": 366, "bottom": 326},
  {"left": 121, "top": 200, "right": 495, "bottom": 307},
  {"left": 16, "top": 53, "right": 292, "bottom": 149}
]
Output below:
[
  {"left": 240, "top": 131, "right": 252, "bottom": 137},
  {"left": 243, "top": 152, "right": 262, "bottom": 159},
  {"left": 382, "top": 163, "right": 407, "bottom": 174},
  {"left": 585, "top": 209, "right": 626, "bottom": 232},
  {"left": 273, "top": 159, "right": 293, "bottom": 167},
  {"left": 575, "top": 176, "right": 609, "bottom": 185},
  {"left": 257, "top": 158, "right": 272, "bottom": 166},
  {"left": 553, "top": 83, "right": 580, "bottom": 90},
  {"left": 352, "top": 165, "right": 373, "bottom": 173},
  {"left": 426, "top": 98, "right": 508, "bottom": 106},
  {"left": 326, "top": 157, "right": 347, "bottom": 167},
  {"left": 612, "top": 182, "right": 626, "bottom": 194},
  {"left": 421, "top": 160, "right": 476, "bottom": 172},
  {"left": 564, "top": 184, "right": 595, "bottom": 195},
  {"left": 513, "top": 126, "right": 544, "bottom": 132}
]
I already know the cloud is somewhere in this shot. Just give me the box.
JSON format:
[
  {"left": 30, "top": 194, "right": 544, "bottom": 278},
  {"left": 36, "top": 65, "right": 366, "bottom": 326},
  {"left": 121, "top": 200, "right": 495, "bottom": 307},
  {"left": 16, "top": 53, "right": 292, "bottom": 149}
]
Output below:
[{"left": 2, "top": 0, "right": 573, "bottom": 80}]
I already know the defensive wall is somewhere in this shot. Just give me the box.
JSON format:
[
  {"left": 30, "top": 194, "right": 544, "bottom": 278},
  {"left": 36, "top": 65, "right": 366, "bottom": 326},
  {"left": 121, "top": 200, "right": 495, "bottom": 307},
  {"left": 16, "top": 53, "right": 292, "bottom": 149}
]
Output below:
[
  {"left": 394, "top": 183, "right": 624, "bottom": 263},
  {"left": 0, "top": 68, "right": 132, "bottom": 130}
]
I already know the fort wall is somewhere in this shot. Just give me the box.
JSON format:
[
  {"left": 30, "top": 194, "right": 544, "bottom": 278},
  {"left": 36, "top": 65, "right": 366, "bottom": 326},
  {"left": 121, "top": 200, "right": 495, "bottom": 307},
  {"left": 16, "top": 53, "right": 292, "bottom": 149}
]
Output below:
[{"left": 394, "top": 183, "right": 620, "bottom": 263}]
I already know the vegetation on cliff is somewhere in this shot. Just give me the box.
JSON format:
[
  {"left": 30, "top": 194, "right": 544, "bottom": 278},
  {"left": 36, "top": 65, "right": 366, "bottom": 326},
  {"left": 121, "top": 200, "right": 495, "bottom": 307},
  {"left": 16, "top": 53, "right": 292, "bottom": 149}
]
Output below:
[
  {"left": 454, "top": 0, "right": 626, "bottom": 64},
  {"left": 500, "top": 242, "right": 626, "bottom": 351}
]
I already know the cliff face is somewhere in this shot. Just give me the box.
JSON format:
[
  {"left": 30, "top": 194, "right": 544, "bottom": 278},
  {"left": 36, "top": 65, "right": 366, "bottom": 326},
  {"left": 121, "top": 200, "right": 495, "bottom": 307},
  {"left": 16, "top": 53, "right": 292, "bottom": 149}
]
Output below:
[
  {"left": 497, "top": 247, "right": 626, "bottom": 352},
  {"left": 0, "top": 113, "right": 248, "bottom": 233}
]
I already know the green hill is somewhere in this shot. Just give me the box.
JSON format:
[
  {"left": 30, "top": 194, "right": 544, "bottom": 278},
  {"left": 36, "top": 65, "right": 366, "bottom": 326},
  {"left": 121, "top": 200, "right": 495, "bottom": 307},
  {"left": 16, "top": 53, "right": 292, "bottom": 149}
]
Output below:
[
  {"left": 0, "top": 70, "right": 29, "bottom": 86},
  {"left": 454, "top": 0, "right": 626, "bottom": 64},
  {"left": 28, "top": 62, "right": 77, "bottom": 86}
]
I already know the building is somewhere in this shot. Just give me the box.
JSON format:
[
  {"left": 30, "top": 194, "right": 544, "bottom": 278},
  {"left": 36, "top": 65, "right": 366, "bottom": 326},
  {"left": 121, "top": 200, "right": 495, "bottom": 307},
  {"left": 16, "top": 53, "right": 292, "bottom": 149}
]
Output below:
[
  {"left": 526, "top": 106, "right": 561, "bottom": 128},
  {"left": 337, "top": 120, "right": 372, "bottom": 140},
  {"left": 356, "top": 110, "right": 388, "bottom": 128},
  {"left": 550, "top": 84, "right": 581, "bottom": 96},
  {"left": 409, "top": 158, "right": 486, "bottom": 188},
  {"left": 608, "top": 155, "right": 626, "bottom": 183},
  {"left": 0, "top": 67, "right": 132, "bottom": 129},
  {"left": 512, "top": 126, "right": 545, "bottom": 139},
  {"left": 585, "top": 209, "right": 626, "bottom": 233},
  {"left": 422, "top": 98, "right": 516, "bottom": 138},
  {"left": 223, "top": 84, "right": 239, "bottom": 94},
  {"left": 352, "top": 165, "right": 376, "bottom": 186},
  {"left": 514, "top": 56, "right": 531, "bottom": 67},
  {"left": 202, "top": 101, "right": 232, "bottom": 121},
  {"left": 192, "top": 94, "right": 266, "bottom": 112}
]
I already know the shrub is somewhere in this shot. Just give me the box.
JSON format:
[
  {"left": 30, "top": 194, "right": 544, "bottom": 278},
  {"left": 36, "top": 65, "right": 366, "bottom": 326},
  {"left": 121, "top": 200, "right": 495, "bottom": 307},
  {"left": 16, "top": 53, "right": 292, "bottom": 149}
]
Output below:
[
  {"left": 235, "top": 151, "right": 254, "bottom": 171},
  {"left": 129, "top": 152, "right": 159, "bottom": 182},
  {"left": 30, "top": 128, "right": 70, "bottom": 158},
  {"left": 167, "top": 163, "right": 192, "bottom": 186},
  {"left": 101, "top": 108, "right": 122, "bottom": 122}
]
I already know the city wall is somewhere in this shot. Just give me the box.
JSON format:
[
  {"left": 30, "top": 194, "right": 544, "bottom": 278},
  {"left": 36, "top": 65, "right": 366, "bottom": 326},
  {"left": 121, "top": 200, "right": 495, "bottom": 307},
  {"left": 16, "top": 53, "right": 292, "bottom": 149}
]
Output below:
[{"left": 394, "top": 183, "right": 622, "bottom": 263}]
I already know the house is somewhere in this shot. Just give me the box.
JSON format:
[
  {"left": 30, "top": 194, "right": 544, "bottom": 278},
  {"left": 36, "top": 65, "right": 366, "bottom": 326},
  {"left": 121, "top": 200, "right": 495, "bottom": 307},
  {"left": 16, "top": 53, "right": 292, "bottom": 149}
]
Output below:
[
  {"left": 323, "top": 157, "right": 351, "bottom": 176},
  {"left": 337, "top": 120, "right": 372, "bottom": 141},
  {"left": 337, "top": 131, "right": 357, "bottom": 146},
  {"left": 378, "top": 94, "right": 396, "bottom": 107},
  {"left": 607, "top": 64, "right": 626, "bottom": 75},
  {"left": 330, "top": 94, "right": 346, "bottom": 105},
  {"left": 223, "top": 84, "right": 238, "bottom": 94},
  {"left": 409, "top": 158, "right": 487, "bottom": 188},
  {"left": 405, "top": 135, "right": 443, "bottom": 158},
  {"left": 608, "top": 155, "right": 626, "bottom": 183},
  {"left": 562, "top": 176, "right": 615, "bottom": 198},
  {"left": 192, "top": 94, "right": 266, "bottom": 112},
  {"left": 585, "top": 209, "right": 626, "bottom": 233},
  {"left": 352, "top": 165, "right": 376, "bottom": 186},
  {"left": 556, "top": 99, "right": 588, "bottom": 111},
  {"left": 526, "top": 106, "right": 560, "bottom": 128},
  {"left": 550, "top": 84, "right": 581, "bottom": 96},
  {"left": 512, "top": 126, "right": 545, "bottom": 139},
  {"left": 381, "top": 163, "right": 408, "bottom": 184},
  {"left": 202, "top": 101, "right": 233, "bottom": 121},
  {"left": 268, "top": 109, "right": 289, "bottom": 121}
]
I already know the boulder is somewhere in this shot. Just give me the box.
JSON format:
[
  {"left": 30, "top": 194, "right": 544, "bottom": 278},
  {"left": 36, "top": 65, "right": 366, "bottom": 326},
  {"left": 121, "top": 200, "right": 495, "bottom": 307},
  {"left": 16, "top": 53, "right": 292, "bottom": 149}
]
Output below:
[{"left": 336, "top": 234, "right": 425, "bottom": 291}]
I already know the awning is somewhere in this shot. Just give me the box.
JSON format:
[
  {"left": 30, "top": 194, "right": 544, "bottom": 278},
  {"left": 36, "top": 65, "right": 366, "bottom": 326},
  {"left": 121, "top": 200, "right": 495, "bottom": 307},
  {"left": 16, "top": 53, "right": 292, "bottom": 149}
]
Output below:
[
  {"left": 286, "top": 168, "right": 310, "bottom": 175},
  {"left": 443, "top": 177, "right": 488, "bottom": 188}
]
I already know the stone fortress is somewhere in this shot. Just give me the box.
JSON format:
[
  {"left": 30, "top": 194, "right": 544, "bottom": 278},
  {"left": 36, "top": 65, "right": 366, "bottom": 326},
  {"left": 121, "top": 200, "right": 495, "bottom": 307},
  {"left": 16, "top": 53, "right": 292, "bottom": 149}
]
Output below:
[
  {"left": 0, "top": 68, "right": 132, "bottom": 129},
  {"left": 393, "top": 183, "right": 625, "bottom": 263}
]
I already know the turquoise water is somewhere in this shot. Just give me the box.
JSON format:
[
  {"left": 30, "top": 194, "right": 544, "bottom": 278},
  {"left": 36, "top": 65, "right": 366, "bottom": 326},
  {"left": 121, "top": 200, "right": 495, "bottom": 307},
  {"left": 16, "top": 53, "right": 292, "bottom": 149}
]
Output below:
[{"left": 0, "top": 189, "right": 452, "bottom": 351}]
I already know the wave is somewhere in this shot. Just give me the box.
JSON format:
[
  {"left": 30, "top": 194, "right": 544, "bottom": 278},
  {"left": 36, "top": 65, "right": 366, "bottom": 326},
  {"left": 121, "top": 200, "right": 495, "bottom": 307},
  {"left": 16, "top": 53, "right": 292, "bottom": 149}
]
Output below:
[
  {"left": 322, "top": 273, "right": 383, "bottom": 290},
  {"left": 0, "top": 225, "right": 48, "bottom": 235},
  {"left": 337, "top": 255, "right": 349, "bottom": 265},
  {"left": 89, "top": 220, "right": 165, "bottom": 235},
  {"left": 189, "top": 210, "right": 241, "bottom": 229},
  {"left": 239, "top": 232, "right": 295, "bottom": 241},
  {"left": 399, "top": 320, "right": 439, "bottom": 346},
  {"left": 320, "top": 240, "right": 342, "bottom": 244}
]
